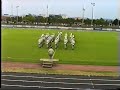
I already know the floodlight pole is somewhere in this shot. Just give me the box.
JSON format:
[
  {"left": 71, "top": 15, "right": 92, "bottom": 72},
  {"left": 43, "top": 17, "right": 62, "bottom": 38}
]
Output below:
[
  {"left": 91, "top": 3, "right": 95, "bottom": 27},
  {"left": 1, "top": 0, "right": 2, "bottom": 17},
  {"left": 11, "top": 4, "right": 13, "bottom": 23},
  {"left": 46, "top": 5, "right": 48, "bottom": 26},
  {"left": 16, "top": 6, "right": 19, "bottom": 24},
  {"left": 118, "top": 18, "right": 120, "bottom": 28},
  {"left": 82, "top": 0, "right": 85, "bottom": 26},
  {"left": 118, "top": 0, "right": 120, "bottom": 29},
  {"left": 82, "top": 7, "right": 85, "bottom": 26}
]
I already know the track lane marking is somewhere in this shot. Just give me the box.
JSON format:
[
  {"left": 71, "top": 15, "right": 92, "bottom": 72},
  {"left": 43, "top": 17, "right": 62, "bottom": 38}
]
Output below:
[
  {"left": 94, "top": 83, "right": 120, "bottom": 86},
  {"left": 2, "top": 74, "right": 120, "bottom": 81},
  {"left": 1, "top": 84, "right": 41, "bottom": 88},
  {"left": 88, "top": 75, "right": 94, "bottom": 89},
  {"left": 41, "top": 86, "right": 79, "bottom": 90},
  {"left": 2, "top": 79, "right": 120, "bottom": 86},
  {"left": 90, "top": 78, "right": 94, "bottom": 89},
  {"left": 1, "top": 84, "right": 79, "bottom": 89},
  {"left": 1, "top": 79, "right": 93, "bottom": 85}
]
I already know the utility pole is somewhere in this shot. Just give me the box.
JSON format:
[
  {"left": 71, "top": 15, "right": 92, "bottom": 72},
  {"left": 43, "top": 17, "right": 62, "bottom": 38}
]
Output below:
[
  {"left": 91, "top": 2, "right": 95, "bottom": 27},
  {"left": 16, "top": 6, "right": 19, "bottom": 24}
]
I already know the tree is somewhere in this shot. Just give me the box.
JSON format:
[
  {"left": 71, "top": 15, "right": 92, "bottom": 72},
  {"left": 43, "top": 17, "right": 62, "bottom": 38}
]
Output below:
[
  {"left": 6, "top": 17, "right": 11, "bottom": 23},
  {"left": 112, "top": 19, "right": 119, "bottom": 25},
  {"left": 84, "top": 18, "right": 91, "bottom": 25},
  {"left": 35, "top": 16, "right": 46, "bottom": 24},
  {"left": 18, "top": 16, "right": 23, "bottom": 22},
  {"left": 23, "top": 14, "right": 35, "bottom": 24},
  {"left": 94, "top": 18, "right": 109, "bottom": 26}
]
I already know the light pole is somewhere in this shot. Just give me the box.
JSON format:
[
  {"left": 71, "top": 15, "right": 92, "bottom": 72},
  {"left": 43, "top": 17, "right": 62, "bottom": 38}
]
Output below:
[
  {"left": 16, "top": 6, "right": 19, "bottom": 24},
  {"left": 118, "top": 0, "right": 120, "bottom": 29},
  {"left": 91, "top": 2, "right": 95, "bottom": 27},
  {"left": 11, "top": 4, "right": 13, "bottom": 23},
  {"left": 82, "top": 7, "right": 85, "bottom": 26},
  {"left": 1, "top": 0, "right": 2, "bottom": 20},
  {"left": 46, "top": 5, "right": 48, "bottom": 26},
  {"left": 118, "top": 18, "right": 120, "bottom": 28}
]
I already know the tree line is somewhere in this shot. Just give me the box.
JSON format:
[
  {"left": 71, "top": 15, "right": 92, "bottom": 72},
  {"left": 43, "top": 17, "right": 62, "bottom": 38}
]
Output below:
[{"left": 3, "top": 14, "right": 120, "bottom": 27}]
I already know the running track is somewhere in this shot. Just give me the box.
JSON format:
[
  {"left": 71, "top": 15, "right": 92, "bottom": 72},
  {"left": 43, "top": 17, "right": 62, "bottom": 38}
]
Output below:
[{"left": 1, "top": 72, "right": 120, "bottom": 90}]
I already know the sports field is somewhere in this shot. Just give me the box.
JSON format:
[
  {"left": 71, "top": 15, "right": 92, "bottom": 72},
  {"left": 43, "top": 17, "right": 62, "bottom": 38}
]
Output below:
[{"left": 1, "top": 28, "right": 118, "bottom": 66}]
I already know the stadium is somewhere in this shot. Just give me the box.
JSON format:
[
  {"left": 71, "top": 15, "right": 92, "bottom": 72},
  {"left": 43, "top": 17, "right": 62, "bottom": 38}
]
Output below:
[{"left": 1, "top": 0, "right": 120, "bottom": 89}]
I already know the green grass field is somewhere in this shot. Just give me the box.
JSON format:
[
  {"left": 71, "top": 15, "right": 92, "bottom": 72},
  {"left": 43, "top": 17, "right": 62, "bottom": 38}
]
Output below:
[{"left": 1, "top": 28, "right": 118, "bottom": 66}]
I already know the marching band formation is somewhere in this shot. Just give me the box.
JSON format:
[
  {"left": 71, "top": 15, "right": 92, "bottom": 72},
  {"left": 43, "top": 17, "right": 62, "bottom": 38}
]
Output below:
[{"left": 38, "top": 32, "right": 76, "bottom": 49}]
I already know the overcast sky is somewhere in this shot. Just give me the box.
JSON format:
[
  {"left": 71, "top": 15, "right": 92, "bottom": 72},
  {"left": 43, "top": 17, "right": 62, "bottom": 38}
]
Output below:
[{"left": 2, "top": 0, "right": 119, "bottom": 19}]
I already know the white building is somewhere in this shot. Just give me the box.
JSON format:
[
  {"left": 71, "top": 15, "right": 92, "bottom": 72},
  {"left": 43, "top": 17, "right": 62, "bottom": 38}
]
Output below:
[{"left": 59, "top": 14, "right": 68, "bottom": 19}]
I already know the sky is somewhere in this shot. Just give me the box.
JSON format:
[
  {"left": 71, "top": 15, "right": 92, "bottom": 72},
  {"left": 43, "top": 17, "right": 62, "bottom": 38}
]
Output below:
[{"left": 2, "top": 0, "right": 119, "bottom": 19}]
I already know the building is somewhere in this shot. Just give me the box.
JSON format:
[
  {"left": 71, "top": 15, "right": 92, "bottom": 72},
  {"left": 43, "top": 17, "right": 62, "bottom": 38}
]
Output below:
[
  {"left": 1, "top": 14, "right": 10, "bottom": 22},
  {"left": 73, "top": 17, "right": 81, "bottom": 20},
  {"left": 59, "top": 14, "right": 68, "bottom": 19},
  {"left": 48, "top": 14, "right": 68, "bottom": 19}
]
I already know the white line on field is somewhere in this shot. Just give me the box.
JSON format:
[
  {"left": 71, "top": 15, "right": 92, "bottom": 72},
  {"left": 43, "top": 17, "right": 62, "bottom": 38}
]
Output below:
[
  {"left": 3, "top": 57, "right": 37, "bottom": 60},
  {"left": 1, "top": 84, "right": 79, "bottom": 89},
  {"left": 2, "top": 57, "right": 95, "bottom": 61},
  {"left": 2, "top": 74, "right": 120, "bottom": 81}
]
